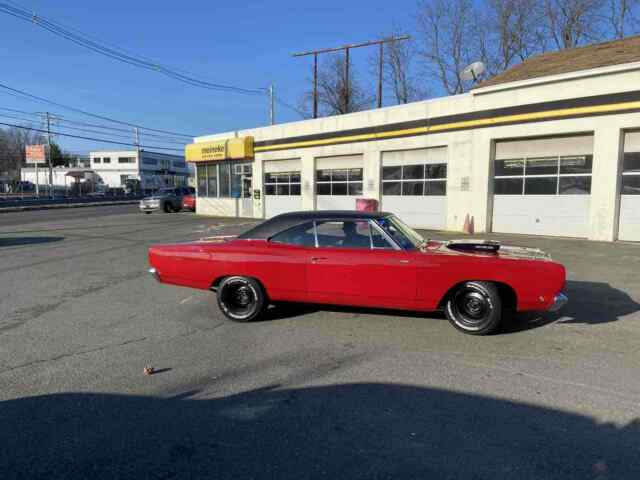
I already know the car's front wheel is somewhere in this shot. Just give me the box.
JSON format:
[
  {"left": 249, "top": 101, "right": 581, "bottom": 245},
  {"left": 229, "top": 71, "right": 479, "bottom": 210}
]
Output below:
[
  {"left": 445, "top": 281, "right": 502, "bottom": 335},
  {"left": 216, "top": 276, "right": 266, "bottom": 322}
]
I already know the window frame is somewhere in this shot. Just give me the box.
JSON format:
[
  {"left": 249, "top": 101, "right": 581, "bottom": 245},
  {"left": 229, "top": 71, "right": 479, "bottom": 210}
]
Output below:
[
  {"left": 315, "top": 168, "right": 364, "bottom": 196},
  {"left": 267, "top": 219, "right": 400, "bottom": 250},
  {"left": 493, "top": 154, "right": 593, "bottom": 196},
  {"left": 264, "top": 171, "right": 302, "bottom": 196},
  {"left": 381, "top": 163, "right": 447, "bottom": 196},
  {"left": 622, "top": 150, "right": 640, "bottom": 195},
  {"left": 197, "top": 161, "right": 252, "bottom": 198}
]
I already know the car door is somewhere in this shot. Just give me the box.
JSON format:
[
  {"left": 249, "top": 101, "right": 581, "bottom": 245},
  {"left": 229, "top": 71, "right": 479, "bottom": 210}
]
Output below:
[
  {"left": 266, "top": 221, "right": 317, "bottom": 302},
  {"left": 307, "top": 219, "right": 417, "bottom": 309}
]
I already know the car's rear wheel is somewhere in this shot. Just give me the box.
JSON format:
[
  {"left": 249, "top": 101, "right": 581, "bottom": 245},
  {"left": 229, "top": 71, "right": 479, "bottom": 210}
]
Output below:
[
  {"left": 163, "top": 202, "right": 171, "bottom": 213},
  {"left": 216, "top": 276, "right": 266, "bottom": 322},
  {"left": 445, "top": 281, "right": 502, "bottom": 335}
]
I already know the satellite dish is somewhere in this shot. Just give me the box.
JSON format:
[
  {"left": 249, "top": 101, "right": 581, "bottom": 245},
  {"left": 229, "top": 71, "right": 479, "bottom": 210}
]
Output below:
[{"left": 460, "top": 61, "right": 486, "bottom": 82}]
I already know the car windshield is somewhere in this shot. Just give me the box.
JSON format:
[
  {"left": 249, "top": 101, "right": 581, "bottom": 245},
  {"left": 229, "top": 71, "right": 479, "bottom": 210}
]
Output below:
[{"left": 376, "top": 215, "right": 426, "bottom": 250}]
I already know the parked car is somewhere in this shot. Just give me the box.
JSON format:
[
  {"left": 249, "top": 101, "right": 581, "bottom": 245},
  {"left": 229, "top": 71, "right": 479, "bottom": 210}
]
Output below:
[
  {"left": 148, "top": 210, "right": 567, "bottom": 335},
  {"left": 139, "top": 187, "right": 191, "bottom": 214},
  {"left": 182, "top": 194, "right": 196, "bottom": 211}
]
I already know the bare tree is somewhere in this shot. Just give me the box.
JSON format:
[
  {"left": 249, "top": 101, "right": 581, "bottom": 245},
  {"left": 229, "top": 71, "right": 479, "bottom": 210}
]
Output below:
[
  {"left": 544, "top": 0, "right": 604, "bottom": 49},
  {"left": 416, "top": 0, "right": 478, "bottom": 95},
  {"left": 379, "top": 28, "right": 428, "bottom": 104},
  {"left": 0, "top": 126, "right": 46, "bottom": 180},
  {"left": 302, "top": 53, "right": 372, "bottom": 117},
  {"left": 476, "top": 0, "right": 547, "bottom": 76},
  {"left": 602, "top": 0, "right": 640, "bottom": 37}
]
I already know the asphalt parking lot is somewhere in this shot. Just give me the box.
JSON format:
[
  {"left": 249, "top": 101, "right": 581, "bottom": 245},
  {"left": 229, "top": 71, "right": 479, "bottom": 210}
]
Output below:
[{"left": 1, "top": 205, "right": 639, "bottom": 479}]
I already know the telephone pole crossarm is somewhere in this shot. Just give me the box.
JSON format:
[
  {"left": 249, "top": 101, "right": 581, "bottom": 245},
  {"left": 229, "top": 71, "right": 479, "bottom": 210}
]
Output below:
[{"left": 292, "top": 35, "right": 411, "bottom": 117}]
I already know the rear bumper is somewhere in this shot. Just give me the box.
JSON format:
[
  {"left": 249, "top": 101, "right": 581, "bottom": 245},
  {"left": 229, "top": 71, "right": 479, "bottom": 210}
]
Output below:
[{"left": 547, "top": 292, "right": 568, "bottom": 312}]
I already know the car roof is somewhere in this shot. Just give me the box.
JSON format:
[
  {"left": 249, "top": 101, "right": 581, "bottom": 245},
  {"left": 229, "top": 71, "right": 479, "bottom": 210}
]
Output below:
[{"left": 238, "top": 210, "right": 394, "bottom": 240}]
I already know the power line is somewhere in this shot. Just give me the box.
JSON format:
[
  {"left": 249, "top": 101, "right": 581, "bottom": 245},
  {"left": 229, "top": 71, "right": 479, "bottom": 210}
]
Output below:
[
  {"left": 0, "top": 1, "right": 267, "bottom": 96},
  {"left": 0, "top": 121, "right": 184, "bottom": 152},
  {"left": 0, "top": 111, "right": 186, "bottom": 146},
  {"left": 0, "top": 81, "right": 196, "bottom": 138},
  {"left": 0, "top": 107, "right": 188, "bottom": 142}
]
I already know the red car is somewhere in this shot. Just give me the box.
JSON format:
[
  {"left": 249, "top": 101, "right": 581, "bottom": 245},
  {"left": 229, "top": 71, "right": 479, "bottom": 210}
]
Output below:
[
  {"left": 148, "top": 211, "right": 567, "bottom": 335},
  {"left": 181, "top": 194, "right": 196, "bottom": 211}
]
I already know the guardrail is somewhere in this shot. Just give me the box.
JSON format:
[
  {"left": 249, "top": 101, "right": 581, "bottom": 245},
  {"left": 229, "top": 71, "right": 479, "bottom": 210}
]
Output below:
[{"left": 0, "top": 195, "right": 144, "bottom": 210}]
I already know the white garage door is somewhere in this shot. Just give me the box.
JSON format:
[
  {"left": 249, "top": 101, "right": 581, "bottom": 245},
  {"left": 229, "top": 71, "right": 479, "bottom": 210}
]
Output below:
[
  {"left": 264, "top": 159, "right": 302, "bottom": 218},
  {"left": 619, "top": 131, "right": 640, "bottom": 241},
  {"left": 492, "top": 135, "right": 593, "bottom": 238},
  {"left": 315, "top": 155, "right": 363, "bottom": 211},
  {"left": 380, "top": 147, "right": 447, "bottom": 229}
]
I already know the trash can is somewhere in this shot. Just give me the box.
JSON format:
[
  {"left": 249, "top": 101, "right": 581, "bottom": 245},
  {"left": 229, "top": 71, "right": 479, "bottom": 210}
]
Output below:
[{"left": 356, "top": 198, "right": 379, "bottom": 212}]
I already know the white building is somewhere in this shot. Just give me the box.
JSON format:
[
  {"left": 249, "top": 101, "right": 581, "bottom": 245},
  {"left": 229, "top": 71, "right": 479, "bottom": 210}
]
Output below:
[
  {"left": 186, "top": 35, "right": 640, "bottom": 242},
  {"left": 20, "top": 167, "right": 96, "bottom": 190},
  {"left": 89, "top": 149, "right": 190, "bottom": 191}
]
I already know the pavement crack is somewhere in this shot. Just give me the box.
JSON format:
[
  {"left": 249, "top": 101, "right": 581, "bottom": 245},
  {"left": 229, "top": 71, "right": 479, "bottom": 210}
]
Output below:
[{"left": 0, "top": 336, "right": 148, "bottom": 374}]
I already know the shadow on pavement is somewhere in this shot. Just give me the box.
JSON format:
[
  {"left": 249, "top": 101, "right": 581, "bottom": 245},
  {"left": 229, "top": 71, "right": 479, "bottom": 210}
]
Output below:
[
  {"left": 265, "top": 279, "right": 640, "bottom": 334},
  {"left": 0, "top": 236, "right": 64, "bottom": 248},
  {"left": 559, "top": 280, "right": 640, "bottom": 324},
  {"left": 1, "top": 383, "right": 638, "bottom": 479}
]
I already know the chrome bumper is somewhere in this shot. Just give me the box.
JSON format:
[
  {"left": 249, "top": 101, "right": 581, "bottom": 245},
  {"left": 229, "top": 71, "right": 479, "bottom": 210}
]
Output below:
[
  {"left": 149, "top": 267, "right": 160, "bottom": 282},
  {"left": 548, "top": 292, "right": 568, "bottom": 312}
]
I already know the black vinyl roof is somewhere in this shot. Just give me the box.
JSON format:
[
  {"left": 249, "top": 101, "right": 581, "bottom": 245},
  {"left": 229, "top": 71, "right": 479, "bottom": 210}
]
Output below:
[{"left": 238, "top": 210, "right": 393, "bottom": 240}]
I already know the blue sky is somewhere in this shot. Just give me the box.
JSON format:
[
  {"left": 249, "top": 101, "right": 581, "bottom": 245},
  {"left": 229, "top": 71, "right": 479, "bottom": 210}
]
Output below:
[{"left": 0, "top": 0, "right": 419, "bottom": 153}]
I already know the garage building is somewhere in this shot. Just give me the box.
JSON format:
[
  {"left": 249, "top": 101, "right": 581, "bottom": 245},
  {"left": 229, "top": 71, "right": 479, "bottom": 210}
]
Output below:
[{"left": 186, "top": 35, "right": 640, "bottom": 242}]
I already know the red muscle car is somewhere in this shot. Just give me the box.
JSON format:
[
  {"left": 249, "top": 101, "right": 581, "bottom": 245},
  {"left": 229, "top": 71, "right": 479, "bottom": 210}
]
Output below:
[{"left": 148, "top": 211, "right": 567, "bottom": 335}]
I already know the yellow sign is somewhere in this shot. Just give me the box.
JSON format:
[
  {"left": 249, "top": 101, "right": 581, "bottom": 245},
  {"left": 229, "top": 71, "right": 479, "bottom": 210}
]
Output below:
[{"left": 186, "top": 136, "right": 254, "bottom": 162}]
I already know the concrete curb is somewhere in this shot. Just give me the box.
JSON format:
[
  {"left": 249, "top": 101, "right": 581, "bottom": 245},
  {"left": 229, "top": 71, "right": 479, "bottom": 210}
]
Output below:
[{"left": 0, "top": 200, "right": 140, "bottom": 214}]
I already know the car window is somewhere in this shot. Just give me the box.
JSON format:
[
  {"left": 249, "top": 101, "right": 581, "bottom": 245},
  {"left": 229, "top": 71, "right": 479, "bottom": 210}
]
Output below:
[
  {"left": 316, "top": 220, "right": 372, "bottom": 249},
  {"left": 270, "top": 222, "right": 316, "bottom": 247},
  {"left": 376, "top": 216, "right": 423, "bottom": 250},
  {"left": 371, "top": 224, "right": 394, "bottom": 249}
]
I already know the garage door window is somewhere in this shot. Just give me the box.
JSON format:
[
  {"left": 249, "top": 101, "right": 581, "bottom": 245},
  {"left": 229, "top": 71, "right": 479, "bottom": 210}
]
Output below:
[
  {"left": 264, "top": 171, "right": 301, "bottom": 196},
  {"left": 622, "top": 151, "right": 640, "bottom": 194},
  {"left": 381, "top": 163, "right": 447, "bottom": 196},
  {"left": 494, "top": 155, "right": 592, "bottom": 195},
  {"left": 316, "top": 168, "right": 363, "bottom": 196}
]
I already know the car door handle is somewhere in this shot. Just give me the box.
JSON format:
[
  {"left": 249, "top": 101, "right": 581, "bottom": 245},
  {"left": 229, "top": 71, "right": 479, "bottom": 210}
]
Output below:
[
  {"left": 311, "top": 257, "right": 327, "bottom": 263},
  {"left": 399, "top": 259, "right": 410, "bottom": 264}
]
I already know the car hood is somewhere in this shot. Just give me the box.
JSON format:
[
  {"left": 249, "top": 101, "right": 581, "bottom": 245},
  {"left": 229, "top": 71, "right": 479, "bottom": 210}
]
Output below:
[{"left": 425, "top": 239, "right": 552, "bottom": 261}]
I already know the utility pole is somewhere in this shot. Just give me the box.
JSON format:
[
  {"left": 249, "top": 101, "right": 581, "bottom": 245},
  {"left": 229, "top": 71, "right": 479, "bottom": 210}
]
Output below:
[
  {"left": 134, "top": 127, "right": 141, "bottom": 193},
  {"left": 344, "top": 48, "right": 350, "bottom": 112},
  {"left": 377, "top": 42, "right": 384, "bottom": 108},
  {"left": 312, "top": 53, "right": 318, "bottom": 118},
  {"left": 269, "top": 84, "right": 275, "bottom": 125},
  {"left": 46, "top": 112, "right": 53, "bottom": 199},
  {"left": 293, "top": 35, "right": 410, "bottom": 117},
  {"left": 134, "top": 127, "right": 141, "bottom": 155}
]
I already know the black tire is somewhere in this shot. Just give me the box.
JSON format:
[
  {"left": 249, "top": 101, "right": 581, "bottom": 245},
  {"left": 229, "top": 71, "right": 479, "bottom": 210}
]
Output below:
[
  {"left": 163, "top": 202, "right": 171, "bottom": 213},
  {"left": 216, "top": 276, "right": 266, "bottom": 322},
  {"left": 445, "top": 281, "right": 502, "bottom": 335}
]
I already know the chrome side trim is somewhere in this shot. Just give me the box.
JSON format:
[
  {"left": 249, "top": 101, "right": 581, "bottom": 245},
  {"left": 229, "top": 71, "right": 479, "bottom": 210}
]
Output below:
[{"left": 548, "top": 292, "right": 568, "bottom": 312}]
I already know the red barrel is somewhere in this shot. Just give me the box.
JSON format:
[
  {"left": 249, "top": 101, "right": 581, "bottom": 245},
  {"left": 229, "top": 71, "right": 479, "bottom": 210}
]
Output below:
[{"left": 356, "top": 198, "right": 379, "bottom": 212}]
